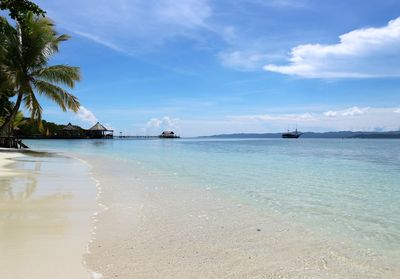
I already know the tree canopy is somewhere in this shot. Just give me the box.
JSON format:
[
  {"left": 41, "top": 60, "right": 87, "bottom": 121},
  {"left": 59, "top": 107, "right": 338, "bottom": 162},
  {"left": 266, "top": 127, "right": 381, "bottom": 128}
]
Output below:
[
  {"left": 0, "top": 0, "right": 45, "bottom": 23},
  {"left": 0, "top": 12, "right": 81, "bottom": 136}
]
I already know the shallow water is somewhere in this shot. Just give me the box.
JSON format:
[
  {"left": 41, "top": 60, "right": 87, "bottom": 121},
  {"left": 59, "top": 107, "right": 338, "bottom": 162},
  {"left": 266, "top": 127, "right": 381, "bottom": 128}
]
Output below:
[{"left": 26, "top": 138, "right": 400, "bottom": 263}]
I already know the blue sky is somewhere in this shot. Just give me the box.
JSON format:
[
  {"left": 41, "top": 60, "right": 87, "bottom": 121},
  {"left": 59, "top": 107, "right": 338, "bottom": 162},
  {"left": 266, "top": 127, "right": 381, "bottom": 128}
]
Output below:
[{"left": 14, "top": 0, "right": 400, "bottom": 135}]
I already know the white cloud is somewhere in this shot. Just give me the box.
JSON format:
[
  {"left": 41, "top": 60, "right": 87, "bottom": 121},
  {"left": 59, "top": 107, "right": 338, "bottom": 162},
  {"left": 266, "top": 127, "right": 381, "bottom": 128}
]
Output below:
[
  {"left": 227, "top": 107, "right": 399, "bottom": 134},
  {"left": 218, "top": 51, "right": 278, "bottom": 71},
  {"left": 324, "top": 106, "right": 370, "bottom": 117},
  {"left": 146, "top": 116, "right": 180, "bottom": 135},
  {"left": 72, "top": 31, "right": 126, "bottom": 54},
  {"left": 395, "top": 108, "right": 400, "bottom": 113},
  {"left": 76, "top": 106, "right": 97, "bottom": 125},
  {"left": 125, "top": 106, "right": 400, "bottom": 137},
  {"left": 324, "top": 110, "right": 337, "bottom": 117},
  {"left": 264, "top": 17, "right": 400, "bottom": 78},
  {"left": 341, "top": 106, "right": 370, "bottom": 116}
]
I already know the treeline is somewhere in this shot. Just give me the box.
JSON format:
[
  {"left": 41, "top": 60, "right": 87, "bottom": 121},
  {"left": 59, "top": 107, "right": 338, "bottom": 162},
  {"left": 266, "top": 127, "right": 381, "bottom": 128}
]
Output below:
[{"left": 16, "top": 118, "right": 82, "bottom": 138}]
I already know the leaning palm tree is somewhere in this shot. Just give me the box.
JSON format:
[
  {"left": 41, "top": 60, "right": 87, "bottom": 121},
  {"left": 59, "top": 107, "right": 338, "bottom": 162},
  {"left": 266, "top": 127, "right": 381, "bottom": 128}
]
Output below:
[{"left": 0, "top": 12, "right": 81, "bottom": 136}]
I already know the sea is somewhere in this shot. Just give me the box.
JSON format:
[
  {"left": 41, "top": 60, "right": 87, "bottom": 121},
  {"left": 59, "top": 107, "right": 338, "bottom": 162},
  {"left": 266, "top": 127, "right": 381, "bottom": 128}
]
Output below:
[{"left": 26, "top": 138, "right": 400, "bottom": 263}]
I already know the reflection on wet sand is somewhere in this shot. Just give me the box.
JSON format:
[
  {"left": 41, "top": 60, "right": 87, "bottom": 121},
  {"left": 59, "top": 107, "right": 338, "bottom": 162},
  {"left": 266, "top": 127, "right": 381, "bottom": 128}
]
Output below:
[
  {"left": 0, "top": 152, "right": 96, "bottom": 279},
  {"left": 0, "top": 161, "right": 40, "bottom": 201}
]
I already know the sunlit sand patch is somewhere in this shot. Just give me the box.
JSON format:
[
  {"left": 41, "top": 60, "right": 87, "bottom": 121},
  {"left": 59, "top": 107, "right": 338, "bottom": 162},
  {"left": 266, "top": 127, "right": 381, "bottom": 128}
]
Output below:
[{"left": 0, "top": 151, "right": 97, "bottom": 279}]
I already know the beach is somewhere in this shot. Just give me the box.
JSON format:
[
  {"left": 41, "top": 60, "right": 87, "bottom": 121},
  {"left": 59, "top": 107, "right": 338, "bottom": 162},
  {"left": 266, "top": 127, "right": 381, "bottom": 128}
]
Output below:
[
  {"left": 0, "top": 150, "right": 97, "bottom": 279},
  {"left": 1, "top": 139, "right": 400, "bottom": 278},
  {"left": 1, "top": 0, "right": 400, "bottom": 277}
]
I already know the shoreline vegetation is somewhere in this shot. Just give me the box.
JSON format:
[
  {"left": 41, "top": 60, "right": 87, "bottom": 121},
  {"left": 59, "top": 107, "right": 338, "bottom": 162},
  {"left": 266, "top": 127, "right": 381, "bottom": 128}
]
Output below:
[{"left": 1, "top": 1, "right": 81, "bottom": 146}]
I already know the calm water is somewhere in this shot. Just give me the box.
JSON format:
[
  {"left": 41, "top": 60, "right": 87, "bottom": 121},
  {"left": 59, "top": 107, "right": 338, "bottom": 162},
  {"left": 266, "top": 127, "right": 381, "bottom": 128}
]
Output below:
[{"left": 26, "top": 138, "right": 400, "bottom": 258}]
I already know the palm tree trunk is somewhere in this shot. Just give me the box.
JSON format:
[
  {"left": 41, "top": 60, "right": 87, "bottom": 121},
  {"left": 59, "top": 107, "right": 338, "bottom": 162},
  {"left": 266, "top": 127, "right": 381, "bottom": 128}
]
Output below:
[{"left": 0, "top": 90, "right": 23, "bottom": 137}]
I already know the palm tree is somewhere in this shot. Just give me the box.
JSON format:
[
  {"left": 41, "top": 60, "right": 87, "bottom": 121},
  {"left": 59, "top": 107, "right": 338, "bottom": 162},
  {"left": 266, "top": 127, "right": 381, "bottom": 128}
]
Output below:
[
  {"left": 0, "top": 12, "right": 81, "bottom": 136},
  {"left": 0, "top": 111, "right": 27, "bottom": 133}
]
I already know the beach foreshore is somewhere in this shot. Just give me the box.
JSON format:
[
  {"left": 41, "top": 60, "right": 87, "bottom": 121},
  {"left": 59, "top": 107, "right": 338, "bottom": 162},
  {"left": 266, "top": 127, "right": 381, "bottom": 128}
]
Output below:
[
  {"left": 82, "top": 153, "right": 399, "bottom": 279},
  {"left": 1, "top": 149, "right": 398, "bottom": 279},
  {"left": 0, "top": 150, "right": 23, "bottom": 177},
  {"left": 0, "top": 150, "right": 97, "bottom": 279}
]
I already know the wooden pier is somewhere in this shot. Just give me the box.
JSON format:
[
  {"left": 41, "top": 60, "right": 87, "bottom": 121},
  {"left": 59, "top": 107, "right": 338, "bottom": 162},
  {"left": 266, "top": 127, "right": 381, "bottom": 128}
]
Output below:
[{"left": 116, "top": 136, "right": 159, "bottom": 139}]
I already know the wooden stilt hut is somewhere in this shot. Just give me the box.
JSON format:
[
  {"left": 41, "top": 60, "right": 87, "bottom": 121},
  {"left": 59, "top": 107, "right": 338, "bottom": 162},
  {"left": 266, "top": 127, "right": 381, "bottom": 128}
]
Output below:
[
  {"left": 86, "top": 122, "right": 113, "bottom": 138},
  {"left": 59, "top": 122, "right": 84, "bottom": 138}
]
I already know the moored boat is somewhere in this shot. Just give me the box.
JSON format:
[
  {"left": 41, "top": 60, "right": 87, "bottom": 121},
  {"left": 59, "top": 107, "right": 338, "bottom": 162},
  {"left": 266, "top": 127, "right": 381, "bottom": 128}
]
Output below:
[{"left": 282, "top": 129, "right": 302, "bottom": 138}]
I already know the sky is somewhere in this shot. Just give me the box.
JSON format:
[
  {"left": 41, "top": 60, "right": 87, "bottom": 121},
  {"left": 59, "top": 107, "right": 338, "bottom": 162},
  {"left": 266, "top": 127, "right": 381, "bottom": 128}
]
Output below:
[{"left": 10, "top": 0, "right": 400, "bottom": 136}]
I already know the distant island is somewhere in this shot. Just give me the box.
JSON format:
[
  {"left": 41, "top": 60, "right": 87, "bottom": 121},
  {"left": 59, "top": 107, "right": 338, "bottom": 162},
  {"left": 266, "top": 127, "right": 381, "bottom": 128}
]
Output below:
[{"left": 200, "top": 131, "right": 400, "bottom": 139}]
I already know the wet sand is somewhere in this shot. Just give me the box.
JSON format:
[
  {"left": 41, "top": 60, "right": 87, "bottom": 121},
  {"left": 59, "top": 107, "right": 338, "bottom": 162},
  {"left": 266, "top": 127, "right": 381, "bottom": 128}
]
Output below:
[
  {"left": 0, "top": 150, "right": 23, "bottom": 176},
  {"left": 0, "top": 150, "right": 97, "bottom": 279},
  {"left": 83, "top": 154, "right": 398, "bottom": 279}
]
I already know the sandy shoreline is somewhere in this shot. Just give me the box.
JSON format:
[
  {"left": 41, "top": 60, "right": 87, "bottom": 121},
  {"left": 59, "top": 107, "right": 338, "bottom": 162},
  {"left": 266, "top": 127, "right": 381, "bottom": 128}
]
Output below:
[
  {"left": 1, "top": 148, "right": 399, "bottom": 278},
  {"left": 0, "top": 150, "right": 97, "bottom": 279},
  {"left": 82, "top": 153, "right": 399, "bottom": 279},
  {"left": 0, "top": 150, "right": 24, "bottom": 176}
]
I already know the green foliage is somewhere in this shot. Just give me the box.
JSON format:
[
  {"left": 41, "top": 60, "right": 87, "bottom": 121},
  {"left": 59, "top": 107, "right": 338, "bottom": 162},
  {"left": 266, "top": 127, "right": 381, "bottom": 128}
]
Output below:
[
  {"left": 0, "top": 0, "right": 45, "bottom": 24},
  {"left": 0, "top": 12, "right": 81, "bottom": 136},
  {"left": 17, "top": 118, "right": 83, "bottom": 137},
  {"left": 0, "top": 96, "right": 13, "bottom": 118},
  {"left": 0, "top": 109, "right": 24, "bottom": 130},
  {"left": 13, "top": 110, "right": 26, "bottom": 128}
]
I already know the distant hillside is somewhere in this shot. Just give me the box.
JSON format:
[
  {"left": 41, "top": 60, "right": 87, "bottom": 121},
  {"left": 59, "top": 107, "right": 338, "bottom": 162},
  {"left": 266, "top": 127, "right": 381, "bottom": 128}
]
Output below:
[
  {"left": 201, "top": 131, "right": 400, "bottom": 139},
  {"left": 351, "top": 131, "right": 400, "bottom": 139}
]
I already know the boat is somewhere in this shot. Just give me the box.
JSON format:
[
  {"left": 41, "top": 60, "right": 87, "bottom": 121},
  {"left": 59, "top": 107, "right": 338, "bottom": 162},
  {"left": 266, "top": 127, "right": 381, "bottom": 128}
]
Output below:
[{"left": 282, "top": 129, "right": 302, "bottom": 139}]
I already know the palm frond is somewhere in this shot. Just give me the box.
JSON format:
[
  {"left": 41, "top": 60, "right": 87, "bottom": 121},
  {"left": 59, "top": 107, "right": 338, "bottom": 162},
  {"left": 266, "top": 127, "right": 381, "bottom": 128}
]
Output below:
[
  {"left": 33, "top": 80, "right": 80, "bottom": 112},
  {"left": 23, "top": 90, "right": 42, "bottom": 123},
  {"left": 0, "top": 13, "right": 82, "bottom": 137},
  {"left": 13, "top": 111, "right": 28, "bottom": 128},
  {"left": 33, "top": 65, "right": 81, "bottom": 88}
]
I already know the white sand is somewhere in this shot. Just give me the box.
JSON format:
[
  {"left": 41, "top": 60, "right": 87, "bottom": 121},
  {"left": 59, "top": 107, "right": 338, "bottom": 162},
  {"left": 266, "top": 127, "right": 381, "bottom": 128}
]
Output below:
[
  {"left": 83, "top": 154, "right": 399, "bottom": 279},
  {"left": 2, "top": 149, "right": 398, "bottom": 278},
  {"left": 0, "top": 150, "right": 97, "bottom": 279},
  {"left": 0, "top": 150, "right": 23, "bottom": 176}
]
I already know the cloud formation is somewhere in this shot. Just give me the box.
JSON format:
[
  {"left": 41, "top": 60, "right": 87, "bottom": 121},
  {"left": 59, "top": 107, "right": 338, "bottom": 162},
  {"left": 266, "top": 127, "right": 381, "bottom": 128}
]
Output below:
[
  {"left": 124, "top": 106, "right": 400, "bottom": 137},
  {"left": 218, "top": 51, "right": 276, "bottom": 71},
  {"left": 264, "top": 17, "right": 400, "bottom": 78},
  {"left": 77, "top": 106, "right": 98, "bottom": 125},
  {"left": 146, "top": 116, "right": 180, "bottom": 135},
  {"left": 324, "top": 106, "right": 370, "bottom": 117},
  {"left": 228, "top": 107, "right": 400, "bottom": 133}
]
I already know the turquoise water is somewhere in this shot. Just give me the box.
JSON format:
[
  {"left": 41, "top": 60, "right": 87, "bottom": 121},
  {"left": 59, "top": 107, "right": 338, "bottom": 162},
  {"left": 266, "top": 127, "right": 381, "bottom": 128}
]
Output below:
[{"left": 26, "top": 138, "right": 400, "bottom": 258}]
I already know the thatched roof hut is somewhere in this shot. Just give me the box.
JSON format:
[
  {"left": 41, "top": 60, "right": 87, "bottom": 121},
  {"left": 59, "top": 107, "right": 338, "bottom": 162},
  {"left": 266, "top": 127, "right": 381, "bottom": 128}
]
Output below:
[
  {"left": 59, "top": 122, "right": 84, "bottom": 138},
  {"left": 63, "top": 123, "right": 80, "bottom": 131},
  {"left": 86, "top": 122, "right": 113, "bottom": 138}
]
